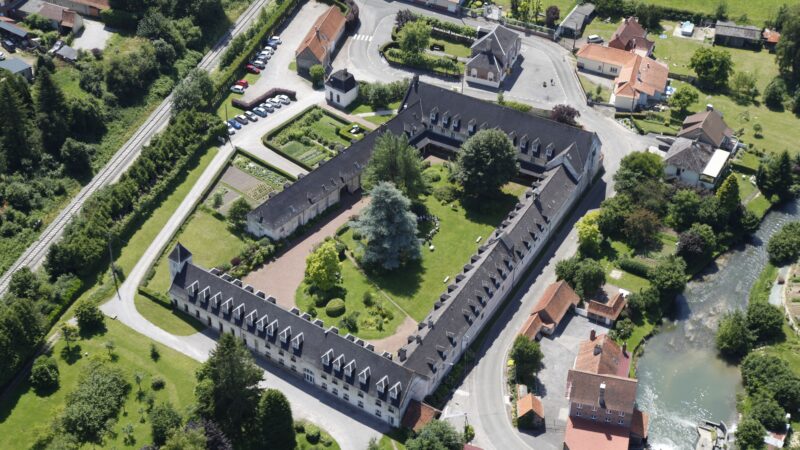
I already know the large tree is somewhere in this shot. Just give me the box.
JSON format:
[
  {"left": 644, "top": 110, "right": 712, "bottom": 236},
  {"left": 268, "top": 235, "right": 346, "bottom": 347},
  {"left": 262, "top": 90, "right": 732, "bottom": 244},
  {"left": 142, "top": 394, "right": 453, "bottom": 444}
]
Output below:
[
  {"left": 776, "top": 5, "right": 800, "bottom": 81},
  {"left": 150, "top": 402, "right": 183, "bottom": 446},
  {"left": 399, "top": 20, "right": 431, "bottom": 55},
  {"left": 305, "top": 240, "right": 341, "bottom": 293},
  {"left": 613, "top": 151, "right": 664, "bottom": 196},
  {"left": 667, "top": 189, "right": 702, "bottom": 231},
  {"left": 555, "top": 256, "right": 605, "bottom": 299},
  {"left": 34, "top": 67, "right": 68, "bottom": 154},
  {"left": 195, "top": 333, "right": 263, "bottom": 442},
  {"left": 668, "top": 85, "right": 698, "bottom": 117},
  {"left": 550, "top": 104, "right": 580, "bottom": 126},
  {"left": 716, "top": 173, "right": 741, "bottom": 222},
  {"left": 172, "top": 68, "right": 214, "bottom": 114},
  {"left": 735, "top": 416, "right": 767, "bottom": 450},
  {"left": 623, "top": 208, "right": 661, "bottom": 250},
  {"left": 455, "top": 129, "right": 519, "bottom": 198},
  {"left": 0, "top": 80, "right": 41, "bottom": 172},
  {"left": 576, "top": 210, "right": 603, "bottom": 257},
  {"left": 715, "top": 310, "right": 754, "bottom": 359},
  {"left": 767, "top": 221, "right": 800, "bottom": 264},
  {"left": 510, "top": 335, "right": 544, "bottom": 384},
  {"left": 406, "top": 420, "right": 464, "bottom": 450},
  {"left": 545, "top": 5, "right": 560, "bottom": 28},
  {"left": 253, "top": 389, "right": 295, "bottom": 450},
  {"left": 747, "top": 301, "right": 785, "bottom": 343},
  {"left": 363, "top": 132, "right": 426, "bottom": 198},
  {"left": 689, "top": 47, "right": 734, "bottom": 90},
  {"left": 354, "top": 182, "right": 420, "bottom": 270}
]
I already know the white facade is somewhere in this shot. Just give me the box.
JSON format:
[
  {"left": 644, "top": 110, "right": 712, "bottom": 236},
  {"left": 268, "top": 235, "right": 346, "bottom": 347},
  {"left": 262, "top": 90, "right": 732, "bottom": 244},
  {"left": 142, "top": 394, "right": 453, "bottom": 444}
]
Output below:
[{"left": 326, "top": 84, "right": 358, "bottom": 108}]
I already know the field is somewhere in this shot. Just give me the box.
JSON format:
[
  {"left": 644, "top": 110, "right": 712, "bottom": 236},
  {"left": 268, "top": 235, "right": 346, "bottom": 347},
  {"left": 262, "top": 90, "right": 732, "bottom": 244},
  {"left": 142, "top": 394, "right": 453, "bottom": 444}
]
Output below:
[
  {"left": 0, "top": 320, "right": 201, "bottom": 449},
  {"left": 265, "top": 107, "right": 353, "bottom": 169},
  {"left": 644, "top": 0, "right": 784, "bottom": 27}
]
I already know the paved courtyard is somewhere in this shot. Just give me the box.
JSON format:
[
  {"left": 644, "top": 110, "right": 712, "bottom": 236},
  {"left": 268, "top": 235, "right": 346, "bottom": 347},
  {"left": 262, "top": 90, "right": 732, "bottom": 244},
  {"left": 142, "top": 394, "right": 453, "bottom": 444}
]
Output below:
[{"left": 72, "top": 19, "right": 114, "bottom": 51}]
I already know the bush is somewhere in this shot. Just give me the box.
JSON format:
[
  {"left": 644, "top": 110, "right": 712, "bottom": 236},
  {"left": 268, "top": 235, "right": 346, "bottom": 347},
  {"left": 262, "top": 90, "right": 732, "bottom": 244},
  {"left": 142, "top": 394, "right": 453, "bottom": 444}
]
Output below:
[
  {"left": 151, "top": 376, "right": 166, "bottom": 390},
  {"left": 363, "top": 291, "right": 375, "bottom": 306},
  {"left": 62, "top": 362, "right": 130, "bottom": 442},
  {"left": 325, "top": 298, "right": 346, "bottom": 317},
  {"left": 617, "top": 258, "right": 651, "bottom": 279},
  {"left": 75, "top": 301, "right": 105, "bottom": 333},
  {"left": 339, "top": 312, "right": 359, "bottom": 332},
  {"left": 29, "top": 355, "right": 59, "bottom": 392},
  {"left": 305, "top": 424, "right": 321, "bottom": 444},
  {"left": 767, "top": 222, "right": 800, "bottom": 264},
  {"left": 433, "top": 184, "right": 458, "bottom": 203}
]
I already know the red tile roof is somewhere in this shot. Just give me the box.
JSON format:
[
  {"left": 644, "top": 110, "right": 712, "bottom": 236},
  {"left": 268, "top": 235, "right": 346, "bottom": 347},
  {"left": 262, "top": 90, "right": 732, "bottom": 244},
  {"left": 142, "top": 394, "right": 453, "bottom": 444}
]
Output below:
[
  {"left": 401, "top": 400, "right": 440, "bottom": 432},
  {"left": 609, "top": 17, "right": 654, "bottom": 55},
  {"left": 574, "top": 333, "right": 630, "bottom": 378},
  {"left": 763, "top": 29, "right": 781, "bottom": 44},
  {"left": 295, "top": 6, "right": 346, "bottom": 64},
  {"left": 532, "top": 281, "right": 580, "bottom": 326},
  {"left": 631, "top": 408, "right": 649, "bottom": 439},
  {"left": 576, "top": 44, "right": 668, "bottom": 101},
  {"left": 587, "top": 293, "right": 627, "bottom": 322},
  {"left": 519, "top": 312, "right": 544, "bottom": 339},
  {"left": 517, "top": 393, "right": 545, "bottom": 419},
  {"left": 564, "top": 416, "right": 630, "bottom": 450},
  {"left": 70, "top": 0, "right": 110, "bottom": 9}
]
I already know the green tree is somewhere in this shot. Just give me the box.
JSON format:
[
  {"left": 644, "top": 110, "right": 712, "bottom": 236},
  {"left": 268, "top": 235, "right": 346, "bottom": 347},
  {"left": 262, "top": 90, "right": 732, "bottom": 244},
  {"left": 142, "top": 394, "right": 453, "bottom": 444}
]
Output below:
[
  {"left": 577, "top": 210, "right": 603, "bottom": 257},
  {"left": 763, "top": 77, "right": 787, "bottom": 109},
  {"left": 677, "top": 223, "right": 716, "bottom": 264},
  {"left": 60, "top": 138, "right": 94, "bottom": 176},
  {"left": 0, "top": 81, "right": 41, "bottom": 172},
  {"left": 34, "top": 67, "right": 68, "bottom": 154},
  {"left": 150, "top": 402, "right": 183, "bottom": 446},
  {"left": 74, "top": 301, "right": 105, "bottom": 333},
  {"left": 597, "top": 194, "right": 633, "bottom": 239},
  {"left": 613, "top": 152, "right": 664, "bottom": 197},
  {"left": 747, "top": 301, "right": 785, "bottom": 343},
  {"left": 309, "top": 64, "right": 325, "bottom": 87},
  {"left": 172, "top": 68, "right": 213, "bottom": 114},
  {"left": 667, "top": 189, "right": 702, "bottom": 231},
  {"left": 750, "top": 392, "right": 786, "bottom": 431},
  {"left": 689, "top": 47, "right": 734, "bottom": 90},
  {"left": 62, "top": 362, "right": 130, "bottom": 442},
  {"left": 61, "top": 323, "right": 78, "bottom": 353},
  {"left": 363, "top": 132, "right": 426, "bottom": 198},
  {"left": 668, "top": 86, "right": 698, "bottom": 117},
  {"left": 456, "top": 129, "right": 519, "bottom": 198},
  {"left": 650, "top": 256, "right": 687, "bottom": 297},
  {"left": 545, "top": 5, "right": 560, "bottom": 27},
  {"left": 354, "top": 182, "right": 420, "bottom": 270},
  {"left": 730, "top": 71, "right": 759, "bottom": 104},
  {"left": 406, "top": 420, "right": 464, "bottom": 450},
  {"left": 399, "top": 20, "right": 431, "bottom": 55},
  {"left": 162, "top": 426, "right": 207, "bottom": 450},
  {"left": 254, "top": 389, "right": 295, "bottom": 450},
  {"left": 510, "top": 335, "right": 544, "bottom": 384},
  {"left": 555, "top": 257, "right": 605, "bottom": 298},
  {"left": 623, "top": 208, "right": 661, "bottom": 250},
  {"left": 767, "top": 221, "right": 800, "bottom": 264},
  {"left": 735, "top": 416, "right": 766, "bottom": 450},
  {"left": 776, "top": 5, "right": 800, "bottom": 81},
  {"left": 105, "top": 42, "right": 158, "bottom": 102},
  {"left": 227, "top": 197, "right": 251, "bottom": 230},
  {"left": 195, "top": 333, "right": 262, "bottom": 442},
  {"left": 29, "top": 355, "right": 59, "bottom": 392},
  {"left": 9, "top": 267, "right": 41, "bottom": 299},
  {"left": 304, "top": 240, "right": 341, "bottom": 293},
  {"left": 716, "top": 173, "right": 741, "bottom": 221},
  {"left": 715, "top": 310, "right": 754, "bottom": 359},
  {"left": 759, "top": 151, "right": 795, "bottom": 202}
]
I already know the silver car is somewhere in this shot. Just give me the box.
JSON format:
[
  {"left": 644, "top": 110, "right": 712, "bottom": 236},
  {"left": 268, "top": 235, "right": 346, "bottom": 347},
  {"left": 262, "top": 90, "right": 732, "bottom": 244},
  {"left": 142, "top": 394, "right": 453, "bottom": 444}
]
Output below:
[
  {"left": 277, "top": 95, "right": 290, "bottom": 104},
  {"left": 244, "top": 111, "right": 258, "bottom": 122},
  {"left": 259, "top": 102, "right": 274, "bottom": 112},
  {"left": 269, "top": 98, "right": 282, "bottom": 108}
]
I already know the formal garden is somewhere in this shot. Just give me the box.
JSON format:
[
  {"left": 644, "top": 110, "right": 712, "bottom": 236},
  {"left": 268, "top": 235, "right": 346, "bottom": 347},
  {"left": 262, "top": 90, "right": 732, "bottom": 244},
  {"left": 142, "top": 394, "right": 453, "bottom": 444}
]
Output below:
[
  {"left": 206, "top": 152, "right": 295, "bottom": 213},
  {"left": 263, "top": 107, "right": 363, "bottom": 169}
]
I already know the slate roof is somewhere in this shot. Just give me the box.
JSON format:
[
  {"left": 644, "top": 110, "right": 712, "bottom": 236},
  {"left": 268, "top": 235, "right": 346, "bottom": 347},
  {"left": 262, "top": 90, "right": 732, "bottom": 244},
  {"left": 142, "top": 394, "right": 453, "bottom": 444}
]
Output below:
[
  {"left": 0, "top": 57, "right": 32, "bottom": 75},
  {"left": 169, "top": 261, "right": 417, "bottom": 405},
  {"left": 678, "top": 110, "right": 733, "bottom": 148},
  {"left": 469, "top": 25, "right": 519, "bottom": 68},
  {"left": 664, "top": 137, "right": 715, "bottom": 173},
  {"left": 55, "top": 44, "right": 78, "bottom": 61},
  {"left": 560, "top": 3, "right": 595, "bottom": 31},
  {"left": 566, "top": 370, "right": 638, "bottom": 414},
  {"left": 326, "top": 69, "right": 356, "bottom": 92},
  {"left": 168, "top": 242, "right": 192, "bottom": 263},
  {"left": 465, "top": 51, "right": 499, "bottom": 73},
  {"left": 295, "top": 6, "right": 345, "bottom": 63},
  {"left": 715, "top": 20, "right": 761, "bottom": 41},
  {"left": 0, "top": 21, "right": 29, "bottom": 39}
]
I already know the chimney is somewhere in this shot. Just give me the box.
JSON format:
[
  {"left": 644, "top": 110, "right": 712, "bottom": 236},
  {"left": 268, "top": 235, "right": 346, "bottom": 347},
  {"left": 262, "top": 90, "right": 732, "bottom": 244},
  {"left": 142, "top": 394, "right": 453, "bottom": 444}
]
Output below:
[
  {"left": 622, "top": 341, "right": 628, "bottom": 356},
  {"left": 599, "top": 382, "right": 606, "bottom": 408},
  {"left": 589, "top": 329, "right": 596, "bottom": 341}
]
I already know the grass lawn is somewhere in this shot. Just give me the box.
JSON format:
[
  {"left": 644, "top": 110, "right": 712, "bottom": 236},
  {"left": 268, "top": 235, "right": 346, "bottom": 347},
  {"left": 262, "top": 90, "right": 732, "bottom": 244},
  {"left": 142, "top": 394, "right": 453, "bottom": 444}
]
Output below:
[
  {"left": 641, "top": 0, "right": 784, "bottom": 27},
  {"left": 339, "top": 164, "right": 520, "bottom": 322},
  {"left": 147, "top": 208, "right": 248, "bottom": 294},
  {"left": 578, "top": 74, "right": 611, "bottom": 102},
  {"left": 0, "top": 320, "right": 200, "bottom": 449},
  {"left": 429, "top": 37, "right": 472, "bottom": 58},
  {"left": 734, "top": 169, "right": 773, "bottom": 218},
  {"left": 365, "top": 114, "right": 394, "bottom": 125},
  {"left": 377, "top": 431, "right": 409, "bottom": 449},
  {"left": 215, "top": 72, "right": 262, "bottom": 120},
  {"left": 135, "top": 292, "right": 206, "bottom": 336},
  {"left": 295, "top": 421, "right": 341, "bottom": 449},
  {"left": 51, "top": 65, "right": 91, "bottom": 101},
  {"left": 265, "top": 107, "right": 352, "bottom": 168},
  {"left": 348, "top": 100, "right": 402, "bottom": 115},
  {"left": 581, "top": 17, "right": 621, "bottom": 42},
  {"left": 749, "top": 262, "right": 778, "bottom": 304},
  {"left": 296, "top": 260, "right": 407, "bottom": 340},
  {"left": 597, "top": 240, "right": 653, "bottom": 293}
]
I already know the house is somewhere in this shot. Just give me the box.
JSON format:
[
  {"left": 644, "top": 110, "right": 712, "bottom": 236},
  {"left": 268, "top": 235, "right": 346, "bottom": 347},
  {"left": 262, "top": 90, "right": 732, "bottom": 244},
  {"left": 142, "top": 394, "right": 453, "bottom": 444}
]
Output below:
[
  {"left": 0, "top": 21, "right": 29, "bottom": 41},
  {"left": 18, "top": 1, "right": 84, "bottom": 33},
  {"left": 0, "top": 57, "right": 33, "bottom": 81},
  {"left": 464, "top": 25, "right": 521, "bottom": 88},
  {"left": 517, "top": 393, "right": 545, "bottom": 429},
  {"left": 325, "top": 68, "right": 358, "bottom": 108},
  {"left": 714, "top": 20, "right": 762, "bottom": 48},
  {"left": 664, "top": 137, "right": 731, "bottom": 189},
  {"left": 401, "top": 400, "right": 440, "bottom": 432},
  {"left": 576, "top": 44, "right": 669, "bottom": 110},
  {"left": 519, "top": 281, "right": 580, "bottom": 340},
  {"left": 677, "top": 110, "right": 735, "bottom": 150},
  {"left": 556, "top": 3, "right": 595, "bottom": 38},
  {"left": 587, "top": 291, "right": 628, "bottom": 326},
  {"left": 172, "top": 79, "right": 603, "bottom": 428},
  {"left": 47, "top": 0, "right": 109, "bottom": 18},
  {"left": 295, "top": 6, "right": 346, "bottom": 74},
  {"left": 53, "top": 43, "right": 78, "bottom": 63},
  {"left": 763, "top": 28, "right": 780, "bottom": 52},
  {"left": 564, "top": 332, "right": 648, "bottom": 450},
  {"left": 608, "top": 17, "right": 655, "bottom": 57}
]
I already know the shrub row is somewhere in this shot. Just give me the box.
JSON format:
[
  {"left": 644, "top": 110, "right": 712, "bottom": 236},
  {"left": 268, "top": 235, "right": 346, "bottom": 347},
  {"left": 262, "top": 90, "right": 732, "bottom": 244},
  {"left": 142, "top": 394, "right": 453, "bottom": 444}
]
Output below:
[
  {"left": 383, "top": 46, "right": 463, "bottom": 79},
  {"left": 617, "top": 257, "right": 652, "bottom": 279}
]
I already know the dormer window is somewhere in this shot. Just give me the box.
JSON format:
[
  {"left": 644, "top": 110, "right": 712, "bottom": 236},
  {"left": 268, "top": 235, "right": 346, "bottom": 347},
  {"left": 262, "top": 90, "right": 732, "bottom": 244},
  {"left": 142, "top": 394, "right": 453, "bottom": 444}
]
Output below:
[
  {"left": 199, "top": 287, "right": 210, "bottom": 302},
  {"left": 376, "top": 376, "right": 388, "bottom": 394},
  {"left": 279, "top": 326, "right": 291, "bottom": 343},
  {"left": 545, "top": 143, "right": 554, "bottom": 159},
  {"left": 322, "top": 349, "right": 334, "bottom": 366},
  {"left": 389, "top": 382, "right": 401, "bottom": 400},
  {"left": 532, "top": 138, "right": 541, "bottom": 155},
  {"left": 188, "top": 281, "right": 199, "bottom": 294},
  {"left": 266, "top": 319, "right": 278, "bottom": 337},
  {"left": 291, "top": 333, "right": 303, "bottom": 350},
  {"left": 221, "top": 298, "right": 232, "bottom": 314},
  {"left": 233, "top": 303, "right": 244, "bottom": 320},
  {"left": 333, "top": 354, "right": 345, "bottom": 371},
  {"left": 468, "top": 123, "right": 475, "bottom": 133},
  {"left": 358, "top": 367, "right": 371, "bottom": 385},
  {"left": 442, "top": 115, "right": 449, "bottom": 126},
  {"left": 453, "top": 118, "right": 460, "bottom": 130},
  {"left": 256, "top": 315, "right": 268, "bottom": 331},
  {"left": 344, "top": 359, "right": 356, "bottom": 377},
  {"left": 246, "top": 310, "right": 257, "bottom": 325},
  {"left": 211, "top": 292, "right": 221, "bottom": 307},
  {"left": 520, "top": 139, "right": 528, "bottom": 152},
  {"left": 430, "top": 111, "right": 438, "bottom": 123}
]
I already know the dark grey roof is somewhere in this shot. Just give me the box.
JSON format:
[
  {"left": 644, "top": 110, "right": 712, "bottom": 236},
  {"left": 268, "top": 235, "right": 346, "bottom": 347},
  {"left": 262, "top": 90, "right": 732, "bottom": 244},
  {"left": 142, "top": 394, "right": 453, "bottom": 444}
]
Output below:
[
  {"left": 248, "top": 80, "right": 598, "bottom": 232},
  {"left": 0, "top": 58, "right": 31, "bottom": 75},
  {"left": 55, "top": 45, "right": 78, "bottom": 61},
  {"left": 326, "top": 69, "right": 357, "bottom": 92},
  {"left": 169, "top": 260, "right": 417, "bottom": 404},
  {"left": 560, "top": 3, "right": 595, "bottom": 31},
  {"left": 715, "top": 21, "right": 761, "bottom": 40},
  {"left": 465, "top": 51, "right": 499, "bottom": 72},
  {"left": 0, "top": 22, "right": 29, "bottom": 39},
  {"left": 470, "top": 25, "right": 519, "bottom": 67},
  {"left": 664, "top": 137, "right": 714, "bottom": 173},
  {"left": 168, "top": 242, "right": 192, "bottom": 263}
]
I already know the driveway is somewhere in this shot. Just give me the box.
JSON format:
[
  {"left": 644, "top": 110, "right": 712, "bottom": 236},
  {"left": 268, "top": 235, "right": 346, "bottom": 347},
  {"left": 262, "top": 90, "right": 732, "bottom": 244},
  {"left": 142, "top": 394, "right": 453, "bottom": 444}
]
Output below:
[{"left": 72, "top": 19, "right": 114, "bottom": 51}]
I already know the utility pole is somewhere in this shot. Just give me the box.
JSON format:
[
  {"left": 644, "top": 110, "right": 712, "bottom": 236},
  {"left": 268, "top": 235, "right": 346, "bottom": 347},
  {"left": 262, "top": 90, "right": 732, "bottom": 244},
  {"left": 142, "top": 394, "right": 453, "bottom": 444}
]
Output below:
[{"left": 107, "top": 232, "right": 121, "bottom": 301}]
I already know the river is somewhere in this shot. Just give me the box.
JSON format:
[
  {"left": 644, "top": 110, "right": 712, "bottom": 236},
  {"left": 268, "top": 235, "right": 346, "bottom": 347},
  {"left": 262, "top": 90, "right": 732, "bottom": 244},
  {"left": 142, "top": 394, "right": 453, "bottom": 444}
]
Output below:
[{"left": 635, "top": 199, "right": 800, "bottom": 449}]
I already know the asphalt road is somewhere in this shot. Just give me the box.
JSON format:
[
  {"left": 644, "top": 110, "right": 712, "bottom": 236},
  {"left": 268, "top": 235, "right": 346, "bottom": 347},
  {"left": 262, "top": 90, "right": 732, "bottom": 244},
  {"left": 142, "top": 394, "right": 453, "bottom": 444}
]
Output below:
[{"left": 0, "top": 0, "right": 271, "bottom": 295}]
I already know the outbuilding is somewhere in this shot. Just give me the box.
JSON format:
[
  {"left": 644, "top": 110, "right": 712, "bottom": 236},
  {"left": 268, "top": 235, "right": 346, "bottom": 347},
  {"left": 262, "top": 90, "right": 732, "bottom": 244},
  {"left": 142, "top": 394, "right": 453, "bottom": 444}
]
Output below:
[
  {"left": 0, "top": 57, "right": 34, "bottom": 81},
  {"left": 325, "top": 69, "right": 358, "bottom": 108}
]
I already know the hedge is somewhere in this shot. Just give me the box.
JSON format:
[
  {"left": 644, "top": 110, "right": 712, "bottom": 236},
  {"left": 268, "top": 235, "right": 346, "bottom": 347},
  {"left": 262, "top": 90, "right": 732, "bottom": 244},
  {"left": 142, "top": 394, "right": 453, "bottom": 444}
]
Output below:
[
  {"left": 617, "top": 258, "right": 652, "bottom": 279},
  {"left": 325, "top": 298, "right": 346, "bottom": 317}
]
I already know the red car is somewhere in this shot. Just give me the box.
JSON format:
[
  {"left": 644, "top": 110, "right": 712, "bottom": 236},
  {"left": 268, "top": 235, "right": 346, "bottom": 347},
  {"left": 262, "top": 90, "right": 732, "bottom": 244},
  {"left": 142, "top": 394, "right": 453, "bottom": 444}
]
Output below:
[
  {"left": 235, "top": 79, "right": 249, "bottom": 88},
  {"left": 246, "top": 64, "right": 261, "bottom": 74}
]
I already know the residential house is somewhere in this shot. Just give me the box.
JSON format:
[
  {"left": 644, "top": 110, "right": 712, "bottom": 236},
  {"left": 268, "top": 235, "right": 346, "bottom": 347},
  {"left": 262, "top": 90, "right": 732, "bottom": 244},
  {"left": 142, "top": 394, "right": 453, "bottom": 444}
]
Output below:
[
  {"left": 714, "top": 20, "right": 762, "bottom": 48},
  {"left": 664, "top": 137, "right": 731, "bottom": 189},
  {"left": 325, "top": 68, "right": 358, "bottom": 108},
  {"left": 172, "top": 79, "right": 603, "bottom": 427},
  {"left": 464, "top": 25, "right": 521, "bottom": 88},
  {"left": 517, "top": 393, "right": 545, "bottom": 429},
  {"left": 519, "top": 281, "right": 580, "bottom": 340},
  {"left": 763, "top": 29, "right": 780, "bottom": 52},
  {"left": 0, "top": 57, "right": 33, "bottom": 80},
  {"left": 556, "top": 3, "right": 595, "bottom": 38},
  {"left": 576, "top": 44, "right": 669, "bottom": 110},
  {"left": 564, "top": 331, "right": 648, "bottom": 450},
  {"left": 47, "top": 0, "right": 108, "bottom": 17},
  {"left": 608, "top": 16, "right": 655, "bottom": 57},
  {"left": 587, "top": 291, "right": 628, "bottom": 326},
  {"left": 295, "top": 5, "right": 346, "bottom": 74},
  {"left": 677, "top": 110, "right": 735, "bottom": 150},
  {"left": 18, "top": 1, "right": 83, "bottom": 33}
]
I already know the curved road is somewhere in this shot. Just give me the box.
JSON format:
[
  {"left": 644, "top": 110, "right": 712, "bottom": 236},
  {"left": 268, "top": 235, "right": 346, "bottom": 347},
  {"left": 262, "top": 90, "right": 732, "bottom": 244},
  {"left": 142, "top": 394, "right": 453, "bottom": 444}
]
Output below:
[{"left": 0, "top": 0, "right": 270, "bottom": 295}]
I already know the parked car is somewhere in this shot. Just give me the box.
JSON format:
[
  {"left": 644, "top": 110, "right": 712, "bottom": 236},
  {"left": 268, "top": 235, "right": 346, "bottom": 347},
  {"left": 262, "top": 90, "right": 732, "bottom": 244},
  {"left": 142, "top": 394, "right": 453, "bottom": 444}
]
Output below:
[
  {"left": 269, "top": 36, "right": 282, "bottom": 45},
  {"left": 2, "top": 39, "right": 16, "bottom": 52},
  {"left": 0, "top": 51, "right": 5, "bottom": 61},
  {"left": 587, "top": 34, "right": 603, "bottom": 43},
  {"left": 227, "top": 119, "right": 242, "bottom": 130},
  {"left": 270, "top": 97, "right": 282, "bottom": 108},
  {"left": 244, "top": 111, "right": 258, "bottom": 122},
  {"left": 230, "top": 85, "right": 245, "bottom": 94},
  {"left": 259, "top": 102, "right": 274, "bottom": 112},
  {"left": 253, "top": 107, "right": 268, "bottom": 117},
  {"left": 227, "top": 127, "right": 236, "bottom": 135},
  {"left": 277, "top": 95, "right": 290, "bottom": 105},
  {"left": 235, "top": 79, "right": 249, "bottom": 88},
  {"left": 257, "top": 51, "right": 271, "bottom": 60},
  {"left": 261, "top": 46, "right": 274, "bottom": 54},
  {"left": 246, "top": 64, "right": 261, "bottom": 74},
  {"left": 250, "top": 59, "right": 266, "bottom": 69},
  {"left": 235, "top": 115, "right": 249, "bottom": 124}
]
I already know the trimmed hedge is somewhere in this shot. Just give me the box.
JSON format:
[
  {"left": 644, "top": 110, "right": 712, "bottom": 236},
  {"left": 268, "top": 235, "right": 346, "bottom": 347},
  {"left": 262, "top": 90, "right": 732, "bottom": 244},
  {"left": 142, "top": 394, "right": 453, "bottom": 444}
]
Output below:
[
  {"left": 325, "top": 298, "right": 346, "bottom": 317},
  {"left": 617, "top": 258, "right": 652, "bottom": 279}
]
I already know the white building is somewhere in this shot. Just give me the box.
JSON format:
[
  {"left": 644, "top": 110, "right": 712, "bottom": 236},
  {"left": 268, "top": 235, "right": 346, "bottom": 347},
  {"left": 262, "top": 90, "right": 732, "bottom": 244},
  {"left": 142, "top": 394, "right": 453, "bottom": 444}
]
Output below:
[{"left": 325, "top": 69, "right": 358, "bottom": 109}]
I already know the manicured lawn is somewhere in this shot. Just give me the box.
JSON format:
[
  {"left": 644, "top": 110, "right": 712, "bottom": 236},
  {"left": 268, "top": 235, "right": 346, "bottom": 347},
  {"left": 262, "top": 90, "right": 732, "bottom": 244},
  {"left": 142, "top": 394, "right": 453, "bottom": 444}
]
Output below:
[
  {"left": 296, "top": 260, "right": 407, "bottom": 340},
  {"left": 734, "top": 169, "right": 773, "bottom": 218},
  {"left": 581, "top": 17, "right": 621, "bottom": 42},
  {"left": 265, "top": 107, "right": 353, "bottom": 168},
  {"left": 429, "top": 37, "right": 472, "bottom": 58},
  {"left": 135, "top": 292, "right": 206, "bottom": 335},
  {"left": 749, "top": 262, "right": 778, "bottom": 304},
  {"left": 597, "top": 240, "right": 653, "bottom": 293},
  {"left": 365, "top": 114, "right": 394, "bottom": 125},
  {"left": 0, "top": 320, "right": 200, "bottom": 449},
  {"left": 309, "top": 114, "right": 351, "bottom": 147},
  {"left": 295, "top": 421, "right": 341, "bottom": 449},
  {"left": 642, "top": 0, "right": 784, "bottom": 27},
  {"left": 339, "top": 164, "right": 519, "bottom": 321},
  {"left": 147, "top": 208, "right": 248, "bottom": 294},
  {"left": 348, "top": 100, "right": 402, "bottom": 115}
]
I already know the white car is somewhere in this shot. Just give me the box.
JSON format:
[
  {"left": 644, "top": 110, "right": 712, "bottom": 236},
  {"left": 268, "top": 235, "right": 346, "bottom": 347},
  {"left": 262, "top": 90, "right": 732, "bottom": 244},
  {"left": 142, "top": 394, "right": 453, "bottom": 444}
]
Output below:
[
  {"left": 227, "top": 127, "right": 236, "bottom": 135},
  {"left": 254, "top": 57, "right": 268, "bottom": 66},
  {"left": 230, "top": 85, "right": 245, "bottom": 94},
  {"left": 277, "top": 95, "right": 290, "bottom": 104},
  {"left": 269, "top": 36, "right": 282, "bottom": 44},
  {"left": 261, "top": 46, "right": 274, "bottom": 54},
  {"left": 587, "top": 34, "right": 603, "bottom": 43},
  {"left": 257, "top": 52, "right": 271, "bottom": 60},
  {"left": 0, "top": 51, "right": 5, "bottom": 61},
  {"left": 259, "top": 102, "right": 275, "bottom": 112},
  {"left": 269, "top": 98, "right": 282, "bottom": 108},
  {"left": 244, "top": 111, "right": 258, "bottom": 122}
]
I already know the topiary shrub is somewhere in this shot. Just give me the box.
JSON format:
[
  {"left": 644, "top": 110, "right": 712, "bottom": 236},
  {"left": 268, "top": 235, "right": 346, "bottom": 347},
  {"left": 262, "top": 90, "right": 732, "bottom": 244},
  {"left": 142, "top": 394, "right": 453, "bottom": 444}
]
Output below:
[
  {"left": 325, "top": 298, "right": 346, "bottom": 317},
  {"left": 151, "top": 376, "right": 165, "bottom": 390},
  {"left": 305, "top": 424, "right": 321, "bottom": 444}
]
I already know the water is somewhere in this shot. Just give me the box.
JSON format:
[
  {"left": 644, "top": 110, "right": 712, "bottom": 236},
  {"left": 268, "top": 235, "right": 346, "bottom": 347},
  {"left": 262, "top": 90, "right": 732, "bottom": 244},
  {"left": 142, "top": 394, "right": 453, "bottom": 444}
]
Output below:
[{"left": 636, "top": 199, "right": 800, "bottom": 449}]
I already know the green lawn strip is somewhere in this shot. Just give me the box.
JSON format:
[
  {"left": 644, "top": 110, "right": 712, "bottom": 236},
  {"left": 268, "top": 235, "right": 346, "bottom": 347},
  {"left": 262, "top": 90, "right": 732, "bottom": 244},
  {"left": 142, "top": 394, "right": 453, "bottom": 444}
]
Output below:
[
  {"left": 296, "top": 260, "right": 407, "bottom": 340},
  {"left": 147, "top": 208, "right": 248, "bottom": 294},
  {"left": 429, "top": 37, "right": 471, "bottom": 58},
  {"left": 378, "top": 431, "right": 409, "bottom": 449},
  {"left": 135, "top": 292, "right": 206, "bottom": 336},
  {"left": 597, "top": 240, "right": 652, "bottom": 293},
  {"left": 749, "top": 263, "right": 778, "bottom": 304},
  {"left": 625, "top": 318, "right": 656, "bottom": 377},
  {"left": 578, "top": 74, "right": 611, "bottom": 102},
  {"left": 0, "top": 320, "right": 200, "bottom": 449},
  {"left": 581, "top": 18, "right": 620, "bottom": 42},
  {"left": 295, "top": 421, "right": 341, "bottom": 450},
  {"left": 347, "top": 100, "right": 402, "bottom": 115},
  {"left": 365, "top": 114, "right": 393, "bottom": 125}
]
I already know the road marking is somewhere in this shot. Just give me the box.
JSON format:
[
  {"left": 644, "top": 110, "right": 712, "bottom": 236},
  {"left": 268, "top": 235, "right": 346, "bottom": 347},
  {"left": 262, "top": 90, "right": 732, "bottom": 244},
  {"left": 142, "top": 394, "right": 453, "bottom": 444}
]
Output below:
[{"left": 352, "top": 34, "right": 372, "bottom": 42}]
